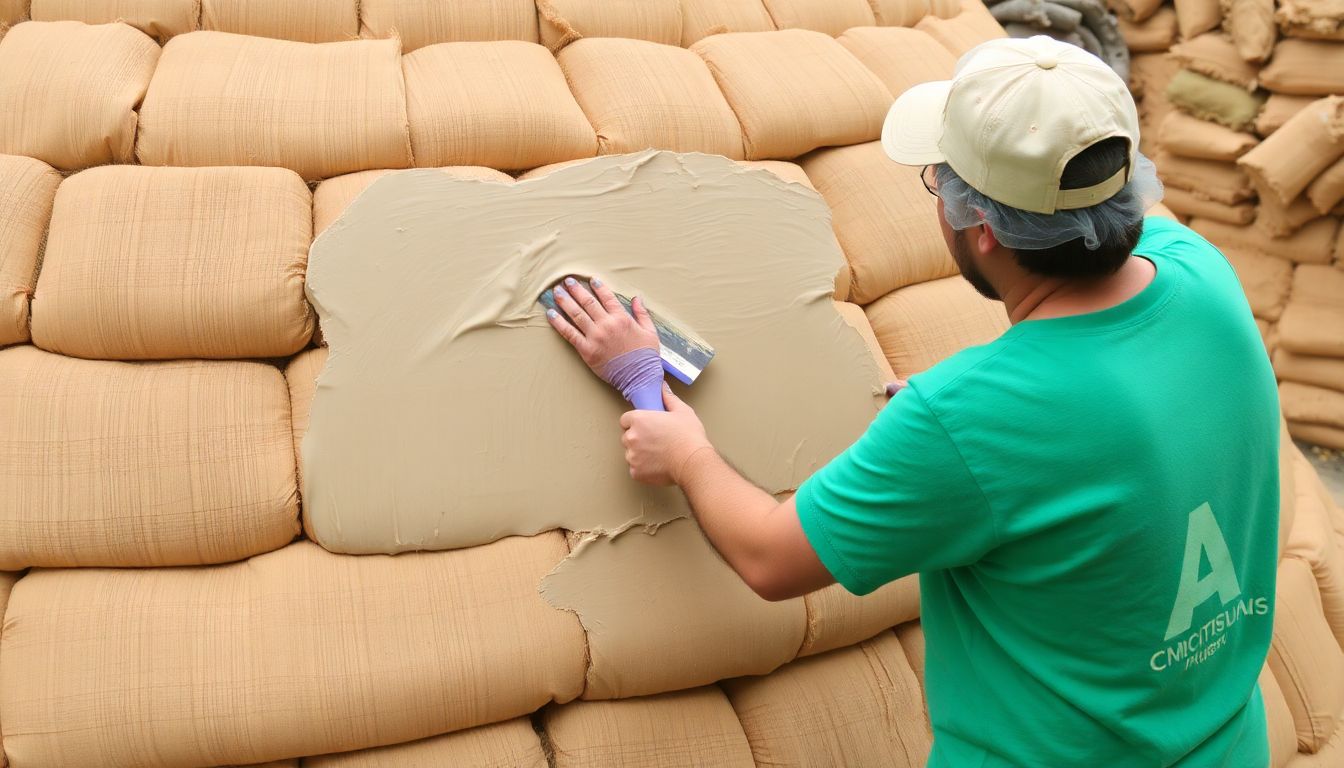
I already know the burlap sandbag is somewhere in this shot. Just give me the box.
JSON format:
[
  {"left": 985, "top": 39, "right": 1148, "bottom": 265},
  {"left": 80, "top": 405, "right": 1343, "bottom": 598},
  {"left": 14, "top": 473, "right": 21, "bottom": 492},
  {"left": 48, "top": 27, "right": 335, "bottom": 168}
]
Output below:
[
  {"left": 1256, "top": 93, "right": 1319, "bottom": 137},
  {"left": 543, "top": 688, "right": 755, "bottom": 767},
  {"left": 404, "top": 41, "right": 597, "bottom": 170},
  {"left": 1254, "top": 190, "right": 1325, "bottom": 236},
  {"left": 285, "top": 346, "right": 323, "bottom": 514},
  {"left": 865, "top": 275, "right": 1011, "bottom": 377},
  {"left": 1284, "top": 449, "right": 1344, "bottom": 647},
  {"left": 559, "top": 38, "right": 744, "bottom": 159},
  {"left": 1190, "top": 217, "right": 1339, "bottom": 263},
  {"left": 1306, "top": 157, "right": 1344, "bottom": 214},
  {"left": 799, "top": 575, "right": 920, "bottom": 657},
  {"left": 537, "top": 0, "right": 682, "bottom": 52},
  {"left": 692, "top": 30, "right": 892, "bottom": 160},
  {"left": 305, "top": 719, "right": 547, "bottom": 767},
  {"left": 30, "top": 0, "right": 196, "bottom": 41},
  {"left": 136, "top": 32, "right": 410, "bottom": 180},
  {"left": 1276, "top": 349, "right": 1344, "bottom": 392},
  {"left": 359, "top": 0, "right": 538, "bottom": 51},
  {"left": 838, "top": 27, "right": 957, "bottom": 98},
  {"left": 1109, "top": 0, "right": 1165, "bottom": 22},
  {"left": 1131, "top": 53, "right": 1181, "bottom": 155},
  {"left": 1260, "top": 39, "right": 1344, "bottom": 95},
  {"left": 0, "top": 0, "right": 25, "bottom": 25},
  {"left": 1278, "top": 265, "right": 1344, "bottom": 356},
  {"left": 1154, "top": 151, "right": 1256, "bottom": 204},
  {"left": 0, "top": 570, "right": 15, "bottom": 766},
  {"left": 1165, "top": 69, "right": 1267, "bottom": 132},
  {"left": 1117, "top": 6, "right": 1177, "bottom": 51},
  {"left": 869, "top": 0, "right": 931, "bottom": 25},
  {"left": 1282, "top": 382, "right": 1344, "bottom": 431},
  {"left": 0, "top": 21, "right": 159, "bottom": 170},
  {"left": 1276, "top": 420, "right": 1299, "bottom": 560},
  {"left": 0, "top": 536, "right": 585, "bottom": 767},
  {"left": 1289, "top": 422, "right": 1344, "bottom": 450},
  {"left": 929, "top": 0, "right": 963, "bottom": 17},
  {"left": 1160, "top": 111, "right": 1259, "bottom": 161},
  {"left": 801, "top": 141, "right": 956, "bottom": 305},
  {"left": 1261, "top": 665, "right": 1299, "bottom": 768},
  {"left": 1175, "top": 0, "right": 1222, "bottom": 37},
  {"left": 1238, "top": 97, "right": 1344, "bottom": 206},
  {"left": 1276, "top": 0, "right": 1344, "bottom": 41},
  {"left": 760, "top": 0, "right": 875, "bottom": 35},
  {"left": 31, "top": 166, "right": 314, "bottom": 360},
  {"left": 680, "top": 0, "right": 775, "bottom": 45},
  {"left": 1222, "top": 248, "right": 1294, "bottom": 321},
  {"left": 201, "top": 0, "right": 356, "bottom": 43},
  {"left": 1221, "top": 0, "right": 1276, "bottom": 62},
  {"left": 312, "top": 167, "right": 512, "bottom": 236},
  {"left": 915, "top": 0, "right": 1008, "bottom": 58},
  {"left": 0, "top": 156, "right": 59, "bottom": 348},
  {"left": 1267, "top": 557, "right": 1344, "bottom": 754},
  {"left": 0, "top": 345, "right": 298, "bottom": 570},
  {"left": 1170, "top": 33, "right": 1260, "bottom": 89},
  {"left": 723, "top": 631, "right": 931, "bottom": 767},
  {"left": 1162, "top": 185, "right": 1256, "bottom": 224}
]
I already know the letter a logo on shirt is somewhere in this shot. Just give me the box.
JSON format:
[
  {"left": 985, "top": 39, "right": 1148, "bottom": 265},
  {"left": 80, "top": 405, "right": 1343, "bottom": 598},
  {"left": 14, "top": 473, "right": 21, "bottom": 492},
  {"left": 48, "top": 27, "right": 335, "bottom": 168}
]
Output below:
[{"left": 1164, "top": 503, "right": 1241, "bottom": 641}]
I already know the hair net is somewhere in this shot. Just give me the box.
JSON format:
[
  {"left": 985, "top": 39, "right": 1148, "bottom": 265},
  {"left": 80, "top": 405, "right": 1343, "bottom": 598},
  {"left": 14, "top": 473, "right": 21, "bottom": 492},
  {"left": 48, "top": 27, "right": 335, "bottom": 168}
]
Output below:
[{"left": 934, "top": 153, "right": 1164, "bottom": 251}]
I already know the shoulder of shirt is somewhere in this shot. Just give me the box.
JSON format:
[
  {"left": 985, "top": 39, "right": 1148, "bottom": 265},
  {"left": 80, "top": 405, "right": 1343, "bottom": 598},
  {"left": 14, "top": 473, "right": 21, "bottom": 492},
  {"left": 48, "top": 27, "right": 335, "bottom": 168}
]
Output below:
[{"left": 906, "top": 330, "right": 1030, "bottom": 409}]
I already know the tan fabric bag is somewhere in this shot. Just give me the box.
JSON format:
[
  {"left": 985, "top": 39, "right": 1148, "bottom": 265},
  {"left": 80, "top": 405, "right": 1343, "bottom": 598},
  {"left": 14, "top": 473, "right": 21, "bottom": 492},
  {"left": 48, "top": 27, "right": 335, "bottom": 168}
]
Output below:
[
  {"left": 32, "top": 166, "right": 314, "bottom": 360},
  {"left": 1175, "top": 0, "right": 1222, "bottom": 38},
  {"left": 801, "top": 141, "right": 957, "bottom": 305},
  {"left": 136, "top": 32, "right": 410, "bottom": 180},
  {"left": 0, "top": 21, "right": 159, "bottom": 170},
  {"left": 305, "top": 719, "right": 546, "bottom": 767},
  {"left": 1222, "top": 248, "right": 1294, "bottom": 321},
  {"left": 537, "top": 0, "right": 682, "bottom": 52},
  {"left": 1170, "top": 33, "right": 1260, "bottom": 89},
  {"left": 1154, "top": 151, "right": 1256, "bottom": 204},
  {"left": 1307, "top": 157, "right": 1344, "bottom": 215},
  {"left": 915, "top": 2, "right": 1008, "bottom": 57},
  {"left": 359, "top": 0, "right": 539, "bottom": 51},
  {"left": 1221, "top": 0, "right": 1276, "bottom": 62},
  {"left": 0, "top": 0, "right": 25, "bottom": 25},
  {"left": 680, "top": 0, "right": 775, "bottom": 45},
  {"left": 895, "top": 622, "right": 928, "bottom": 697},
  {"left": 799, "top": 575, "right": 920, "bottom": 657},
  {"left": 838, "top": 27, "right": 957, "bottom": 98},
  {"left": 1276, "top": 0, "right": 1344, "bottom": 41},
  {"left": 1162, "top": 185, "right": 1256, "bottom": 224},
  {"left": 0, "top": 155, "right": 59, "bottom": 348},
  {"left": 285, "top": 346, "right": 323, "bottom": 517},
  {"left": 1159, "top": 111, "right": 1259, "bottom": 161},
  {"left": 404, "top": 41, "right": 596, "bottom": 170},
  {"left": 560, "top": 38, "right": 744, "bottom": 159},
  {"left": 1267, "top": 557, "right": 1344, "bottom": 754},
  {"left": 1165, "top": 69, "right": 1267, "bottom": 132},
  {"left": 1284, "top": 450, "right": 1344, "bottom": 647},
  {"left": 1261, "top": 665, "right": 1299, "bottom": 768},
  {"left": 1288, "top": 422, "right": 1344, "bottom": 450},
  {"left": 723, "top": 631, "right": 931, "bottom": 767},
  {"left": 761, "top": 0, "right": 875, "bottom": 35},
  {"left": 869, "top": 0, "right": 932, "bottom": 26},
  {"left": 865, "top": 275, "right": 1011, "bottom": 377},
  {"left": 312, "top": 167, "right": 512, "bottom": 236},
  {"left": 1282, "top": 382, "right": 1344, "bottom": 431},
  {"left": 1110, "top": 0, "right": 1166, "bottom": 22},
  {"left": 0, "top": 536, "right": 584, "bottom": 767},
  {"left": 1278, "top": 264, "right": 1344, "bottom": 356},
  {"left": 1254, "top": 190, "right": 1325, "bottom": 236},
  {"left": 1276, "top": 349, "right": 1344, "bottom": 392},
  {"left": 1256, "top": 93, "right": 1319, "bottom": 137},
  {"left": 543, "top": 688, "right": 755, "bottom": 767},
  {"left": 1260, "top": 39, "right": 1344, "bottom": 96},
  {"left": 1190, "top": 217, "right": 1339, "bottom": 263},
  {"left": 30, "top": 0, "right": 197, "bottom": 41},
  {"left": 1237, "top": 97, "right": 1344, "bottom": 206},
  {"left": 1118, "top": 7, "right": 1178, "bottom": 52},
  {"left": 929, "top": 0, "right": 963, "bottom": 18},
  {"left": 201, "top": 0, "right": 356, "bottom": 43},
  {"left": 692, "top": 30, "right": 892, "bottom": 160},
  {"left": 0, "top": 345, "right": 298, "bottom": 570}
]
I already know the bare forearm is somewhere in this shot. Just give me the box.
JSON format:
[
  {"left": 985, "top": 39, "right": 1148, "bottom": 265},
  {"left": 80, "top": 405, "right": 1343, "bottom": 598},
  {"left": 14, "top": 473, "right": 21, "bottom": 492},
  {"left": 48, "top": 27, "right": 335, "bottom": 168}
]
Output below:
[{"left": 676, "top": 448, "right": 786, "bottom": 591}]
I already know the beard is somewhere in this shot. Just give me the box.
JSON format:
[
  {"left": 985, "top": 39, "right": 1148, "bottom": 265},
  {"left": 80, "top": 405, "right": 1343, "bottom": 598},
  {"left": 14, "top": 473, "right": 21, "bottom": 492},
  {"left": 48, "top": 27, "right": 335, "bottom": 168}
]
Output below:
[{"left": 951, "top": 229, "right": 1001, "bottom": 301}]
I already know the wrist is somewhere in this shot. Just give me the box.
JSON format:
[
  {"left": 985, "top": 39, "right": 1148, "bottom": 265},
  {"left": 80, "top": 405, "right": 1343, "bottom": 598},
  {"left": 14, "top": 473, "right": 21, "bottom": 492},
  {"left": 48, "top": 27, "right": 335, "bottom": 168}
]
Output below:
[{"left": 673, "top": 442, "right": 716, "bottom": 486}]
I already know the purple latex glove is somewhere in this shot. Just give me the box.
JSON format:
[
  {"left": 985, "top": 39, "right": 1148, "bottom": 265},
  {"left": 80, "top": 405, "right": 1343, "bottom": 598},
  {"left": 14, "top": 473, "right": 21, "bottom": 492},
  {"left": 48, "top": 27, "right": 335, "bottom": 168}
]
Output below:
[{"left": 603, "top": 348, "right": 666, "bottom": 411}]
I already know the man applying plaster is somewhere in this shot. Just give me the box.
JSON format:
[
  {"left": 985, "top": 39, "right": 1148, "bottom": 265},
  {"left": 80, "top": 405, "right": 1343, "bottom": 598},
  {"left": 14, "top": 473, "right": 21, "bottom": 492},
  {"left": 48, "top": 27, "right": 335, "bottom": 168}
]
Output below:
[{"left": 547, "top": 37, "right": 1279, "bottom": 767}]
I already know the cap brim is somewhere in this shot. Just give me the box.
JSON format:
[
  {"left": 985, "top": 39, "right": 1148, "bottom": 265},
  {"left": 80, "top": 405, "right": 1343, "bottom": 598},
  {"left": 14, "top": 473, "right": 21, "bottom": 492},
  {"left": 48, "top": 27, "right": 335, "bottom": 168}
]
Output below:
[{"left": 881, "top": 81, "right": 952, "bottom": 166}]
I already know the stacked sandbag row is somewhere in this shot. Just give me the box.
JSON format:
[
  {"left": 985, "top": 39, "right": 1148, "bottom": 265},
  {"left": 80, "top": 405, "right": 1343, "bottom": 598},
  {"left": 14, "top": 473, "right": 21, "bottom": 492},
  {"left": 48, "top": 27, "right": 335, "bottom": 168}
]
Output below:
[
  {"left": 983, "top": 0, "right": 1131, "bottom": 78},
  {"left": 0, "top": 0, "right": 968, "bottom": 49}
]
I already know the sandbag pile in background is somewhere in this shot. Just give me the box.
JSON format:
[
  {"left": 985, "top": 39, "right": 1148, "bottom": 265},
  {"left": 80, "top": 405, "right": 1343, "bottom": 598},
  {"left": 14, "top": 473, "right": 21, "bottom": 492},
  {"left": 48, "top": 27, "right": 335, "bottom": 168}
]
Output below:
[
  {"left": 0, "top": 0, "right": 1340, "bottom": 766},
  {"left": 985, "top": 0, "right": 1131, "bottom": 78},
  {"left": 1110, "top": 0, "right": 1344, "bottom": 449}
]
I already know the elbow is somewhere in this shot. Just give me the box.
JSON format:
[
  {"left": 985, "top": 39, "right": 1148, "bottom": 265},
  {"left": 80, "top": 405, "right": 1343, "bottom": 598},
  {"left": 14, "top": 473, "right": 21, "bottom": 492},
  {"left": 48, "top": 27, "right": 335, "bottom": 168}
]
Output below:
[{"left": 741, "top": 562, "right": 799, "bottom": 603}]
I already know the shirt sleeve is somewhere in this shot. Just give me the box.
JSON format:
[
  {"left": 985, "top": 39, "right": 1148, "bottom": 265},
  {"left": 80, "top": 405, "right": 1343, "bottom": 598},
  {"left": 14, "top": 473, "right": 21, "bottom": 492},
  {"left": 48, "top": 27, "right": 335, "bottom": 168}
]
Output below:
[{"left": 794, "top": 384, "right": 996, "bottom": 595}]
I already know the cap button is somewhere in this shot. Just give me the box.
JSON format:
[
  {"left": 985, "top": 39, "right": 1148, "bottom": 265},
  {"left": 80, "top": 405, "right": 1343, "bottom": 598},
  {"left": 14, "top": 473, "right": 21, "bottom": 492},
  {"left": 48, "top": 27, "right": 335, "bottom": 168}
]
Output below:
[{"left": 1035, "top": 54, "right": 1058, "bottom": 69}]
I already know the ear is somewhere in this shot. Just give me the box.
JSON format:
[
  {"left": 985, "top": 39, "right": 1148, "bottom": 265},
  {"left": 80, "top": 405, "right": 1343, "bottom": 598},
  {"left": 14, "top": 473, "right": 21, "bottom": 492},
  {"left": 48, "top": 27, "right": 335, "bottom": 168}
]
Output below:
[{"left": 976, "top": 220, "right": 1001, "bottom": 256}]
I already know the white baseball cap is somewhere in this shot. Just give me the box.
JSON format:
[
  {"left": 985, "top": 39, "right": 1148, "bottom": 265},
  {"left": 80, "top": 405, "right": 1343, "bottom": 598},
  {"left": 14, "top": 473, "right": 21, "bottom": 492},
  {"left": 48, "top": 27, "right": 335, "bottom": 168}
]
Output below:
[{"left": 882, "top": 36, "right": 1141, "bottom": 215}]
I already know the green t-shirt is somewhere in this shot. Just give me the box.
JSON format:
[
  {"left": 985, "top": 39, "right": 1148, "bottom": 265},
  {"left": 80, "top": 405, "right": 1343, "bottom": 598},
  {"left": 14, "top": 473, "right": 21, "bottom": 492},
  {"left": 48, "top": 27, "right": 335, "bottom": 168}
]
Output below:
[{"left": 796, "top": 218, "right": 1279, "bottom": 766}]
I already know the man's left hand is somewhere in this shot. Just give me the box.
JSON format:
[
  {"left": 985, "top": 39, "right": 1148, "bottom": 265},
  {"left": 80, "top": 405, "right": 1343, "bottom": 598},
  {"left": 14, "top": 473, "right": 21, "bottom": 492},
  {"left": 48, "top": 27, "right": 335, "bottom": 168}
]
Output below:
[{"left": 619, "top": 384, "right": 713, "bottom": 485}]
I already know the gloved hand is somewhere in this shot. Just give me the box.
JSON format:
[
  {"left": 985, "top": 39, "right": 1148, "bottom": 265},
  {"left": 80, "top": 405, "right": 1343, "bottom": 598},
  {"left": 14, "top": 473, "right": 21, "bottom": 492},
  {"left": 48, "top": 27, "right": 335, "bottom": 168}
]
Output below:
[{"left": 546, "top": 276, "right": 666, "bottom": 411}]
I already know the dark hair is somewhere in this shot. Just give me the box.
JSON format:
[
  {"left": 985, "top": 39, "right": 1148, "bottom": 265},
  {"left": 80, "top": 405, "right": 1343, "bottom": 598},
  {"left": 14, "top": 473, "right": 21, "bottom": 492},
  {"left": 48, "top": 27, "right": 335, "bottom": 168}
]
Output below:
[{"left": 1010, "top": 137, "right": 1143, "bottom": 279}]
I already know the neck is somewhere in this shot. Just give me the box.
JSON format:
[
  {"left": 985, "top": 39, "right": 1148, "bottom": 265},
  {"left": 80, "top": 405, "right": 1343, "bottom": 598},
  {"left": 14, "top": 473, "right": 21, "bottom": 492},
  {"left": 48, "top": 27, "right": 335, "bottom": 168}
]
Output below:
[{"left": 994, "top": 255, "right": 1153, "bottom": 324}]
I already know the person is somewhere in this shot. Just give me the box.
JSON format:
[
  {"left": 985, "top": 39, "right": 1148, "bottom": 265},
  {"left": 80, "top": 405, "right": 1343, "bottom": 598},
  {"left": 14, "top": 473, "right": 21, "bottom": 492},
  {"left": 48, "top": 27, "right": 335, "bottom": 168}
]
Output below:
[{"left": 545, "top": 36, "right": 1279, "bottom": 767}]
